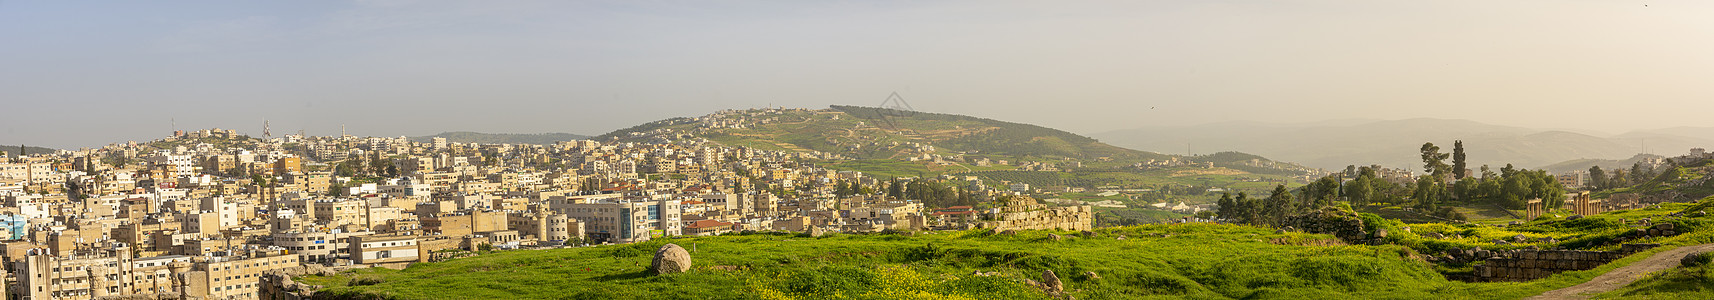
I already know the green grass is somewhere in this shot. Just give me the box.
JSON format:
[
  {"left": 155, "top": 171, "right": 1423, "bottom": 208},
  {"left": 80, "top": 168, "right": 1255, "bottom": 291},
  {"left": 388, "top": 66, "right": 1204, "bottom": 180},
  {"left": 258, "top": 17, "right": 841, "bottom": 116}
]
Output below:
[
  {"left": 301, "top": 197, "right": 1714, "bottom": 300},
  {"left": 1597, "top": 260, "right": 1714, "bottom": 299},
  {"left": 1094, "top": 207, "right": 1190, "bottom": 226},
  {"left": 297, "top": 216, "right": 1714, "bottom": 300}
]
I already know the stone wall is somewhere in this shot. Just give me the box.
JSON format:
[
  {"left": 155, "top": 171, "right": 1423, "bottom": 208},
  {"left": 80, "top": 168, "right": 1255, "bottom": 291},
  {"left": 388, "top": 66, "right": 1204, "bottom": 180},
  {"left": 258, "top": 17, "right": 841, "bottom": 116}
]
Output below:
[
  {"left": 257, "top": 265, "right": 337, "bottom": 300},
  {"left": 1464, "top": 243, "right": 1659, "bottom": 282},
  {"left": 1282, "top": 207, "right": 1377, "bottom": 244},
  {"left": 981, "top": 206, "right": 1093, "bottom": 232}
]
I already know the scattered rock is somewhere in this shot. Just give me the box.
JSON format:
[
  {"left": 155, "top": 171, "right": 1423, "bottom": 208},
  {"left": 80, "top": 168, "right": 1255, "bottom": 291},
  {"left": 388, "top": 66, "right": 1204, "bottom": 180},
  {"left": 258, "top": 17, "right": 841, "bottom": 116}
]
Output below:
[
  {"left": 1682, "top": 251, "right": 1709, "bottom": 268},
  {"left": 1080, "top": 230, "right": 1097, "bottom": 238},
  {"left": 1426, "top": 232, "right": 1446, "bottom": 239},
  {"left": 1047, "top": 234, "right": 1062, "bottom": 241},
  {"left": 1085, "top": 271, "right": 1100, "bottom": 279},
  {"left": 1001, "top": 230, "right": 1017, "bottom": 236},
  {"left": 1494, "top": 240, "right": 1511, "bottom": 245},
  {"left": 706, "top": 265, "right": 741, "bottom": 271},
  {"left": 1274, "top": 229, "right": 1286, "bottom": 234},
  {"left": 809, "top": 226, "right": 826, "bottom": 237},
  {"left": 1041, "top": 270, "right": 1064, "bottom": 294},
  {"left": 1115, "top": 235, "right": 1127, "bottom": 240},
  {"left": 1512, "top": 234, "right": 1528, "bottom": 243},
  {"left": 1508, "top": 221, "right": 1521, "bottom": 226},
  {"left": 651, "top": 244, "right": 693, "bottom": 275},
  {"left": 1374, "top": 229, "right": 1389, "bottom": 239}
]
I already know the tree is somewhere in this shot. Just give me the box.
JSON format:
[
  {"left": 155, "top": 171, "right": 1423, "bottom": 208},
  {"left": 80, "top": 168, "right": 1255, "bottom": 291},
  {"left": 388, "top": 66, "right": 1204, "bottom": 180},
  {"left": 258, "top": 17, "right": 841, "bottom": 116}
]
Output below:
[
  {"left": 1500, "top": 174, "right": 1531, "bottom": 209},
  {"left": 1412, "top": 176, "right": 1441, "bottom": 209},
  {"left": 1610, "top": 168, "right": 1629, "bottom": 188},
  {"left": 1344, "top": 176, "right": 1373, "bottom": 206},
  {"left": 1588, "top": 166, "right": 1607, "bottom": 190},
  {"left": 1451, "top": 177, "right": 1479, "bottom": 203},
  {"left": 1303, "top": 176, "right": 1340, "bottom": 208},
  {"left": 1240, "top": 193, "right": 1261, "bottom": 225},
  {"left": 1452, "top": 140, "right": 1468, "bottom": 180},
  {"left": 1630, "top": 162, "right": 1653, "bottom": 184},
  {"left": 335, "top": 162, "right": 356, "bottom": 177},
  {"left": 1216, "top": 192, "right": 1236, "bottom": 221},
  {"left": 327, "top": 182, "right": 345, "bottom": 197},
  {"left": 1420, "top": 142, "right": 1451, "bottom": 181},
  {"left": 1262, "top": 185, "right": 1294, "bottom": 227},
  {"left": 887, "top": 179, "right": 904, "bottom": 199}
]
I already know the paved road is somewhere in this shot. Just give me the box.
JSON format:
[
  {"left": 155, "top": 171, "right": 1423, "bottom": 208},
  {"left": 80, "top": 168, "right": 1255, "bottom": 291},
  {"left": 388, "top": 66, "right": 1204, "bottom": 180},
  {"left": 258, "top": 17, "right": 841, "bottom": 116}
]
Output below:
[{"left": 1525, "top": 243, "right": 1714, "bottom": 300}]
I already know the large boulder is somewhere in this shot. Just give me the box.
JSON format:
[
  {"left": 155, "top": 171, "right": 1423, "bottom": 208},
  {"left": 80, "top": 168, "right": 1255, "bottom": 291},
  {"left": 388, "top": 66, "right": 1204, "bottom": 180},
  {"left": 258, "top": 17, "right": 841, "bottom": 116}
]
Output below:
[
  {"left": 651, "top": 244, "right": 693, "bottom": 275},
  {"left": 1041, "top": 270, "right": 1064, "bottom": 294},
  {"left": 1683, "top": 251, "right": 1710, "bottom": 267}
]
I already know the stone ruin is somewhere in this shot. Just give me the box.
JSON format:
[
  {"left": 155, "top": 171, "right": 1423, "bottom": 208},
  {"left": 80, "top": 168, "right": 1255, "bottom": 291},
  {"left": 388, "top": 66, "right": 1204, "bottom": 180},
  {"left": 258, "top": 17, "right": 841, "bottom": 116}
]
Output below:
[
  {"left": 1281, "top": 207, "right": 1377, "bottom": 244},
  {"left": 1609, "top": 223, "right": 1681, "bottom": 244},
  {"left": 256, "top": 265, "right": 339, "bottom": 300},
  {"left": 1453, "top": 243, "right": 1661, "bottom": 282},
  {"left": 978, "top": 197, "right": 1093, "bottom": 232}
]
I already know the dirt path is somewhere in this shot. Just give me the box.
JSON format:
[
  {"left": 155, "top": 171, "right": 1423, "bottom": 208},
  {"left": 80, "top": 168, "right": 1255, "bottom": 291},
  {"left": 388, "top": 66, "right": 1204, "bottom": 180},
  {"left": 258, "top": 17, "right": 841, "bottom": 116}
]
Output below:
[{"left": 1526, "top": 243, "right": 1714, "bottom": 300}]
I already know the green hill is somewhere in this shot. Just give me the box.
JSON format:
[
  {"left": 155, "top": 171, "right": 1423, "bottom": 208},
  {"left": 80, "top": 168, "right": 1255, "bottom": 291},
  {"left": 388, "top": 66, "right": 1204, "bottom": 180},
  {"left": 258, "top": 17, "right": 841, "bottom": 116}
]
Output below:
[
  {"left": 598, "top": 106, "right": 1172, "bottom": 163},
  {"left": 1594, "top": 157, "right": 1714, "bottom": 201},
  {"left": 408, "top": 132, "right": 589, "bottom": 145},
  {"left": 1539, "top": 154, "right": 1667, "bottom": 175},
  {"left": 1, "top": 144, "right": 60, "bottom": 158}
]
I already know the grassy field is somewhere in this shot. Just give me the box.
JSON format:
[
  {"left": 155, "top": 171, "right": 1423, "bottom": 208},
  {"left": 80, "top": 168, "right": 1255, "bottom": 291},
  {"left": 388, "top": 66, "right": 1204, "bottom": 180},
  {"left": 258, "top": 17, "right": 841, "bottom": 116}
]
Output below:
[
  {"left": 297, "top": 201, "right": 1710, "bottom": 300},
  {"left": 298, "top": 197, "right": 1714, "bottom": 300},
  {"left": 304, "top": 224, "right": 1461, "bottom": 299}
]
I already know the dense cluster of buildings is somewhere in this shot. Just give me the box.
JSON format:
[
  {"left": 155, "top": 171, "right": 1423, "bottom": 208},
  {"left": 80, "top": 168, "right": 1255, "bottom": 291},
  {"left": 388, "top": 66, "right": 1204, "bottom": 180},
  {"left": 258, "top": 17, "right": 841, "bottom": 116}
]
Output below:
[{"left": 0, "top": 118, "right": 1091, "bottom": 299}]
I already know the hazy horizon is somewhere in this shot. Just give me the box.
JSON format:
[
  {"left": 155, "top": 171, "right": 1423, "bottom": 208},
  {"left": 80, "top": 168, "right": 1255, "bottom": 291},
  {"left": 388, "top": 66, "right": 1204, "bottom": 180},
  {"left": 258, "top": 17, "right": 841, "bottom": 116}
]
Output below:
[{"left": 6, "top": 1, "right": 1714, "bottom": 149}]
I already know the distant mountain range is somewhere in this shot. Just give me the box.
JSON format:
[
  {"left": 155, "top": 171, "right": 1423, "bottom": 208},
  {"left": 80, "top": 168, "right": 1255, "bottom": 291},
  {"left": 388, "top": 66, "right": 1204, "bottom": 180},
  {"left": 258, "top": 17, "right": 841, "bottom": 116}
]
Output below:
[
  {"left": 1, "top": 144, "right": 60, "bottom": 158},
  {"left": 408, "top": 132, "right": 589, "bottom": 145},
  {"left": 1093, "top": 119, "right": 1714, "bottom": 171}
]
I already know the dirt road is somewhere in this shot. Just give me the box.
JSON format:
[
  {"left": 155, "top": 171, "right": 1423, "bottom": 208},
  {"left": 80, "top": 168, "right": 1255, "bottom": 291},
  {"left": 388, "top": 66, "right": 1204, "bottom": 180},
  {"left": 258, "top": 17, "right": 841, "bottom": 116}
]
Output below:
[{"left": 1525, "top": 243, "right": 1714, "bottom": 299}]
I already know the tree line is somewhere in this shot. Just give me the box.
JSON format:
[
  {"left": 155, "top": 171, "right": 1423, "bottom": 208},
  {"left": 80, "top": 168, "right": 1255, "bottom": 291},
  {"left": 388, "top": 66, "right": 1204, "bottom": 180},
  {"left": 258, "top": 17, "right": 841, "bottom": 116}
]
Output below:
[{"left": 1216, "top": 140, "right": 1567, "bottom": 226}]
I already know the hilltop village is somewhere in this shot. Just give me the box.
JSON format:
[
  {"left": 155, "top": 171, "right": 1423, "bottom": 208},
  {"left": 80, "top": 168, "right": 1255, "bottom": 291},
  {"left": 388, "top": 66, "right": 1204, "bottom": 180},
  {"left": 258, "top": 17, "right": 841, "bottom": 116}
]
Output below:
[{"left": 0, "top": 110, "right": 1099, "bottom": 299}]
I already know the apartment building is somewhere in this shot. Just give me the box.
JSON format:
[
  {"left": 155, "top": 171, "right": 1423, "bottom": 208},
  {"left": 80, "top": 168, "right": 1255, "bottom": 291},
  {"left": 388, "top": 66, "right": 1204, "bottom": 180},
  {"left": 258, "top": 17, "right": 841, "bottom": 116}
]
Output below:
[{"left": 556, "top": 196, "right": 682, "bottom": 244}]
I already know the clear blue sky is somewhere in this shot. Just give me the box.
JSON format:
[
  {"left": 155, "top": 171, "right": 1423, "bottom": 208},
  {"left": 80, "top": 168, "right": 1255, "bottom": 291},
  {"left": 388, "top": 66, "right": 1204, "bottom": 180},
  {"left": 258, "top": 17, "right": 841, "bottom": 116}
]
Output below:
[{"left": 4, "top": 1, "right": 1713, "bottom": 149}]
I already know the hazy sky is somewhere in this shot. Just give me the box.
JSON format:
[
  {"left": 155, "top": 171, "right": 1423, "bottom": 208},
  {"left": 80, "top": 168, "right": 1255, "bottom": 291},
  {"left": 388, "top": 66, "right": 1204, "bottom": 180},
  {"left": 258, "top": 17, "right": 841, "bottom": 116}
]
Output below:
[{"left": 4, "top": 1, "right": 1713, "bottom": 149}]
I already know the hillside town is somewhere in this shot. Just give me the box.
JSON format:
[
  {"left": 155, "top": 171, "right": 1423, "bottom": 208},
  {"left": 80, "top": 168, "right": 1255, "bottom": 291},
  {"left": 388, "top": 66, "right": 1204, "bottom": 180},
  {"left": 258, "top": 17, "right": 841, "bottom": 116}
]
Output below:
[{"left": 0, "top": 125, "right": 1092, "bottom": 300}]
